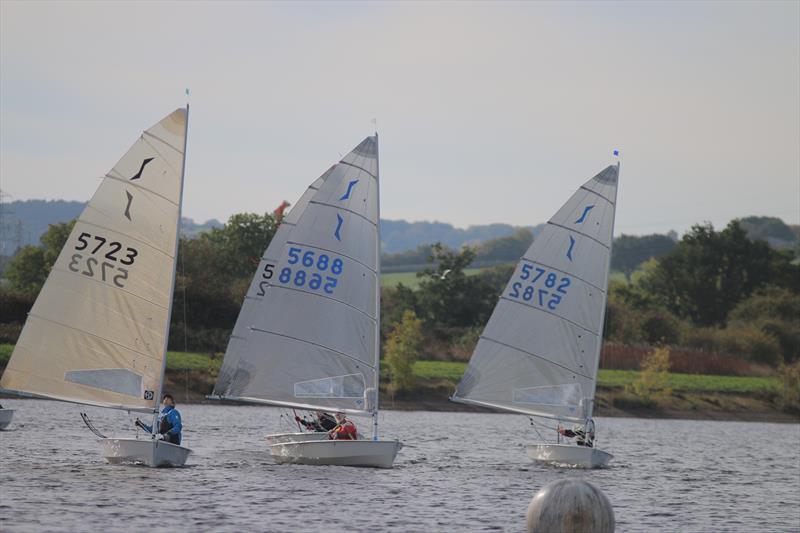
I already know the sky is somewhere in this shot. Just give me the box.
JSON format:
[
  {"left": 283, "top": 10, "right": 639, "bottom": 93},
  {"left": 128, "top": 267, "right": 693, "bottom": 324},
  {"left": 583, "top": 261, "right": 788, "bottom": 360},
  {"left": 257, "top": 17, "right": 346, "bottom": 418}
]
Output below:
[{"left": 1, "top": 0, "right": 798, "bottom": 236}]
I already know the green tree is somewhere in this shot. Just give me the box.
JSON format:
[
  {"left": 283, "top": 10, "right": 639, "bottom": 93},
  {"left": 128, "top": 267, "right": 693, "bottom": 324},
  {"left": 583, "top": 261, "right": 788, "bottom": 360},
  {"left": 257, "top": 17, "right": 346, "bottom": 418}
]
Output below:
[
  {"left": 611, "top": 233, "right": 677, "bottom": 278},
  {"left": 640, "top": 221, "right": 798, "bottom": 326},
  {"left": 416, "top": 243, "right": 496, "bottom": 333},
  {"left": 200, "top": 212, "right": 280, "bottom": 279},
  {"left": 384, "top": 310, "right": 424, "bottom": 393},
  {"left": 5, "top": 220, "right": 75, "bottom": 295},
  {"left": 727, "top": 286, "right": 800, "bottom": 363}
]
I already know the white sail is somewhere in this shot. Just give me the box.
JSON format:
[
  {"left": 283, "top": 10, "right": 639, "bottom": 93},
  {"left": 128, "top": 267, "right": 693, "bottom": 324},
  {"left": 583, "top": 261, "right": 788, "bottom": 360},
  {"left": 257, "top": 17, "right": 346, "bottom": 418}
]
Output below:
[
  {"left": 0, "top": 109, "right": 188, "bottom": 413},
  {"left": 213, "top": 136, "right": 380, "bottom": 416},
  {"left": 452, "top": 164, "right": 619, "bottom": 422}
]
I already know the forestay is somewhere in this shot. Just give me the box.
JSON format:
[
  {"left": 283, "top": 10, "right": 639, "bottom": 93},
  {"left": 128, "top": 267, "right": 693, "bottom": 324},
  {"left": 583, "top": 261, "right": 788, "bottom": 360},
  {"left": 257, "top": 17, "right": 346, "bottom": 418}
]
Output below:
[
  {"left": 452, "top": 164, "right": 619, "bottom": 422},
  {"left": 213, "top": 136, "right": 380, "bottom": 416},
  {"left": 0, "top": 109, "right": 188, "bottom": 412}
]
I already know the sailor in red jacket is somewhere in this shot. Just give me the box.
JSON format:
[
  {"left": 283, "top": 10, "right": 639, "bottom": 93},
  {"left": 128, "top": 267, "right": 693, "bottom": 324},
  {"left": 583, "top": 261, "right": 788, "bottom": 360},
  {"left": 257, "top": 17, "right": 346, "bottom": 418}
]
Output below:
[{"left": 329, "top": 411, "right": 358, "bottom": 440}]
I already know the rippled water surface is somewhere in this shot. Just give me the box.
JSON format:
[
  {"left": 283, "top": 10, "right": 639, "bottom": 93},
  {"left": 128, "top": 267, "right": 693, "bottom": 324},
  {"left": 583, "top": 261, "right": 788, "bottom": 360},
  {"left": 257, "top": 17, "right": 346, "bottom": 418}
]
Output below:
[{"left": 1, "top": 400, "right": 799, "bottom": 532}]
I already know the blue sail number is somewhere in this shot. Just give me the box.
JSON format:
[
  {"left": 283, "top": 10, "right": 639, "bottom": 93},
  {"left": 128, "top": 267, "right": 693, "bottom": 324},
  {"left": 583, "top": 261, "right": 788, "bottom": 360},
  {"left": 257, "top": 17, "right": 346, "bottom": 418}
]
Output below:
[{"left": 510, "top": 261, "right": 570, "bottom": 310}]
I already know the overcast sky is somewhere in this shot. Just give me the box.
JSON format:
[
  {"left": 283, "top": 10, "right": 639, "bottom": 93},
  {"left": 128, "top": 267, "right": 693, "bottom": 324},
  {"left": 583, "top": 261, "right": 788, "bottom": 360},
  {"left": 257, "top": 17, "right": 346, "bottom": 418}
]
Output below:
[{"left": 1, "top": 1, "right": 798, "bottom": 235}]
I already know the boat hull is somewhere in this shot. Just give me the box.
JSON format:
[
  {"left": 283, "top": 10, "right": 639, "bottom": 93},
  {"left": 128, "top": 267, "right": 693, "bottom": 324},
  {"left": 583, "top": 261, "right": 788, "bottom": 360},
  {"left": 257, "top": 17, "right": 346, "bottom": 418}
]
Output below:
[
  {"left": 99, "top": 438, "right": 192, "bottom": 467},
  {"left": 0, "top": 409, "right": 14, "bottom": 430},
  {"left": 526, "top": 443, "right": 613, "bottom": 468},
  {"left": 269, "top": 439, "right": 402, "bottom": 469}
]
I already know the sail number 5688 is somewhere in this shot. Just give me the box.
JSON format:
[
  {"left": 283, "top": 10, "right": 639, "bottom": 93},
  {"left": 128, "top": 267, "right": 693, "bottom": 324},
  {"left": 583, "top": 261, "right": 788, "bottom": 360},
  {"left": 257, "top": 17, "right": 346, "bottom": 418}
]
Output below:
[{"left": 256, "top": 246, "right": 344, "bottom": 296}]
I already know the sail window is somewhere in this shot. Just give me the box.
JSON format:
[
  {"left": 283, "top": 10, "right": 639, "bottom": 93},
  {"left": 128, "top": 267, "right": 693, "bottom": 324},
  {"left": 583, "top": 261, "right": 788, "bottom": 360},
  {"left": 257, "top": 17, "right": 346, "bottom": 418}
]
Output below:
[
  {"left": 64, "top": 368, "right": 143, "bottom": 398},
  {"left": 294, "top": 373, "right": 366, "bottom": 399}
]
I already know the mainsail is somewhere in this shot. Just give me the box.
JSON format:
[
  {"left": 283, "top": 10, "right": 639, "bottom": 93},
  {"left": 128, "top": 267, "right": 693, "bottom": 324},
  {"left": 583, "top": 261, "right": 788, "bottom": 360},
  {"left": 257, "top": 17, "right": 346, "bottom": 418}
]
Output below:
[
  {"left": 452, "top": 164, "right": 619, "bottom": 422},
  {"left": 0, "top": 108, "right": 188, "bottom": 413},
  {"left": 213, "top": 136, "right": 380, "bottom": 416}
]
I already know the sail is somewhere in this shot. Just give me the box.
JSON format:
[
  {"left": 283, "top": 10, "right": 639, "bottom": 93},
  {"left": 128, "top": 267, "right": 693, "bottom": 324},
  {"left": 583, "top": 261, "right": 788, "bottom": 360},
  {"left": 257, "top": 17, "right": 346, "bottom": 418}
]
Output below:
[
  {"left": 452, "top": 164, "right": 619, "bottom": 422},
  {"left": 213, "top": 136, "right": 380, "bottom": 415},
  {"left": 0, "top": 109, "right": 188, "bottom": 413}
]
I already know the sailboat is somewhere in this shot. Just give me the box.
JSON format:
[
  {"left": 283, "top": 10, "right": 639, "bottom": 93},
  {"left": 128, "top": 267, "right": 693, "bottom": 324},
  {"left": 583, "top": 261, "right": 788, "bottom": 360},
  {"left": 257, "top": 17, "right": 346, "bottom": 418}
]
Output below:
[
  {"left": 451, "top": 160, "right": 620, "bottom": 468},
  {"left": 0, "top": 107, "right": 192, "bottom": 467},
  {"left": 210, "top": 135, "right": 401, "bottom": 468}
]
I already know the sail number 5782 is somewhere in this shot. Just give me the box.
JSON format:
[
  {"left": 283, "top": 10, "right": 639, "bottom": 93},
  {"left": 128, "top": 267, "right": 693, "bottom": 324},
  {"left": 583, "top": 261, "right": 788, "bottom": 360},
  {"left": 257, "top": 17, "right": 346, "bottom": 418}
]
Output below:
[{"left": 508, "top": 262, "right": 571, "bottom": 310}]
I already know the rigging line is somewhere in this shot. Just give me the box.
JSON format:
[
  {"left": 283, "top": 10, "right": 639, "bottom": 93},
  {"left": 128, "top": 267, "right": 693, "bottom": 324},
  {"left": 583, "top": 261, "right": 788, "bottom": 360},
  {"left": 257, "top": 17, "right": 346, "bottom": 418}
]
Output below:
[{"left": 181, "top": 234, "right": 188, "bottom": 354}]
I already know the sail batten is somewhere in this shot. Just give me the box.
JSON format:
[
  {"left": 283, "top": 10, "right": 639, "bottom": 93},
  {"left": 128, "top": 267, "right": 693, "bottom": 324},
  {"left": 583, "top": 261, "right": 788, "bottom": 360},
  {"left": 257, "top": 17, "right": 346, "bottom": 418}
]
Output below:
[
  {"left": 339, "top": 161, "right": 377, "bottom": 179},
  {"left": 578, "top": 186, "right": 614, "bottom": 204},
  {"left": 0, "top": 108, "right": 188, "bottom": 410},
  {"left": 479, "top": 336, "right": 594, "bottom": 379},
  {"left": 214, "top": 136, "right": 381, "bottom": 414},
  {"left": 258, "top": 283, "right": 378, "bottom": 321},
  {"left": 249, "top": 328, "right": 378, "bottom": 370},
  {"left": 546, "top": 222, "right": 611, "bottom": 249},
  {"left": 454, "top": 164, "right": 619, "bottom": 420}
]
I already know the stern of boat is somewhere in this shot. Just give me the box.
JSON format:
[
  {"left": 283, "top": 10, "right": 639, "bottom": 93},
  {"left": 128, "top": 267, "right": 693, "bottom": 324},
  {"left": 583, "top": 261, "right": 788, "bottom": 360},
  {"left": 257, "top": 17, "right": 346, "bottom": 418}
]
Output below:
[{"left": 99, "top": 438, "right": 192, "bottom": 467}]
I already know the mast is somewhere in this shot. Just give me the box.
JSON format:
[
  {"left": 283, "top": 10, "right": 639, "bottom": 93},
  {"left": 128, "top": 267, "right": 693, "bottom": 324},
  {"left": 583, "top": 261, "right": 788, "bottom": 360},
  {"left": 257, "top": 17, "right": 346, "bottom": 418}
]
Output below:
[
  {"left": 151, "top": 104, "right": 189, "bottom": 429},
  {"left": 372, "top": 132, "right": 381, "bottom": 441},
  {"left": 585, "top": 159, "right": 619, "bottom": 423}
]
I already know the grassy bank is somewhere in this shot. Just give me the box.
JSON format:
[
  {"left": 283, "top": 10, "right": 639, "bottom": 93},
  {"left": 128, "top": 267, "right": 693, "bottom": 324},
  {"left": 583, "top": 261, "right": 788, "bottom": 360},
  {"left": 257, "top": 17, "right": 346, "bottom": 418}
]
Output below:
[{"left": 413, "top": 360, "right": 780, "bottom": 395}]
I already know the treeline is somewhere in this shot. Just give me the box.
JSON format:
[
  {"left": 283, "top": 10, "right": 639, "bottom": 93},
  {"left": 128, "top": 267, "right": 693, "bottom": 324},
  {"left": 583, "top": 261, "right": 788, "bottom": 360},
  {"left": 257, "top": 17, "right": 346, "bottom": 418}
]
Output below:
[{"left": 1, "top": 214, "right": 799, "bottom": 372}]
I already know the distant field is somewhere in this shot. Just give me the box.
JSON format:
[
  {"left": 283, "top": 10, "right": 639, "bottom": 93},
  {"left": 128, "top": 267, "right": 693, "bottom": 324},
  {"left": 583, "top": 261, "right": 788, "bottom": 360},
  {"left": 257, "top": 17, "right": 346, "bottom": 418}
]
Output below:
[
  {"left": 412, "top": 360, "right": 778, "bottom": 394},
  {"left": 381, "top": 267, "right": 486, "bottom": 289}
]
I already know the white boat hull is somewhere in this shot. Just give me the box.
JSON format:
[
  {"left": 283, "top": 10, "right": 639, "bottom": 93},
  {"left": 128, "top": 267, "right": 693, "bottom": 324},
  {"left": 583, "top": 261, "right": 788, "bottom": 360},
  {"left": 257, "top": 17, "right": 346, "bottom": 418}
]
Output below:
[
  {"left": 269, "top": 439, "right": 402, "bottom": 469},
  {"left": 99, "top": 438, "right": 192, "bottom": 467},
  {"left": 526, "top": 444, "right": 613, "bottom": 468},
  {"left": 0, "top": 409, "right": 14, "bottom": 430}
]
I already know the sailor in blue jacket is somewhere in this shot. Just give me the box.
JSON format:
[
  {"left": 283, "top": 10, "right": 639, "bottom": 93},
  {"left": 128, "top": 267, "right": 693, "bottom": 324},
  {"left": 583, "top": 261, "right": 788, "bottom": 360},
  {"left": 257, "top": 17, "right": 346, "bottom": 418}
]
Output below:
[{"left": 135, "top": 393, "right": 182, "bottom": 445}]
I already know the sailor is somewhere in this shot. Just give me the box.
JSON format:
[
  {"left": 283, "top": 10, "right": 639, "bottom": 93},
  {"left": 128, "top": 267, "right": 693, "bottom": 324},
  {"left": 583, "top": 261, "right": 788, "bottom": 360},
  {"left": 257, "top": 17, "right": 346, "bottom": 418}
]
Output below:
[
  {"left": 295, "top": 411, "right": 337, "bottom": 432},
  {"left": 557, "top": 419, "right": 595, "bottom": 447},
  {"left": 135, "top": 393, "right": 183, "bottom": 445},
  {"left": 328, "top": 411, "right": 358, "bottom": 440}
]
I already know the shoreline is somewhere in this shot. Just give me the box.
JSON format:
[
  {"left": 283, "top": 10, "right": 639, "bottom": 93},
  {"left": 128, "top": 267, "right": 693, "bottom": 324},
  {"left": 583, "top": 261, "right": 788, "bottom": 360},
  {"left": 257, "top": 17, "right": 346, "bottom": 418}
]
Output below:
[{"left": 3, "top": 390, "right": 797, "bottom": 425}]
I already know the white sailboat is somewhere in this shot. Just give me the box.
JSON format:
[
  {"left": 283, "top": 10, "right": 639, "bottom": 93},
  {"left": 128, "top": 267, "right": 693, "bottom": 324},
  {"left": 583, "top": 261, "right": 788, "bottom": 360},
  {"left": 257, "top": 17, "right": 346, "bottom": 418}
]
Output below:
[
  {"left": 0, "top": 107, "right": 192, "bottom": 467},
  {"left": 211, "top": 135, "right": 401, "bottom": 469},
  {"left": 451, "top": 161, "right": 620, "bottom": 468}
]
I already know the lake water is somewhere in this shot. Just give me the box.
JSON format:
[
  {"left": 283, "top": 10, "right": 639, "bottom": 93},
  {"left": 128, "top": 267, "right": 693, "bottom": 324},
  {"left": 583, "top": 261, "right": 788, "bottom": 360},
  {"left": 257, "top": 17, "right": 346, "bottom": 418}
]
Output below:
[{"left": 1, "top": 400, "right": 798, "bottom": 532}]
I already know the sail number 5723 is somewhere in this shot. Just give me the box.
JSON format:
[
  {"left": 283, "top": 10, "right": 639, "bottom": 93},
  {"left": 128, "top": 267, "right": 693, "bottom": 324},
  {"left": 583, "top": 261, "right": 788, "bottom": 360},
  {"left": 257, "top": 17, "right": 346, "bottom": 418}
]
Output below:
[
  {"left": 508, "top": 262, "right": 571, "bottom": 310},
  {"left": 68, "top": 231, "right": 139, "bottom": 288}
]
